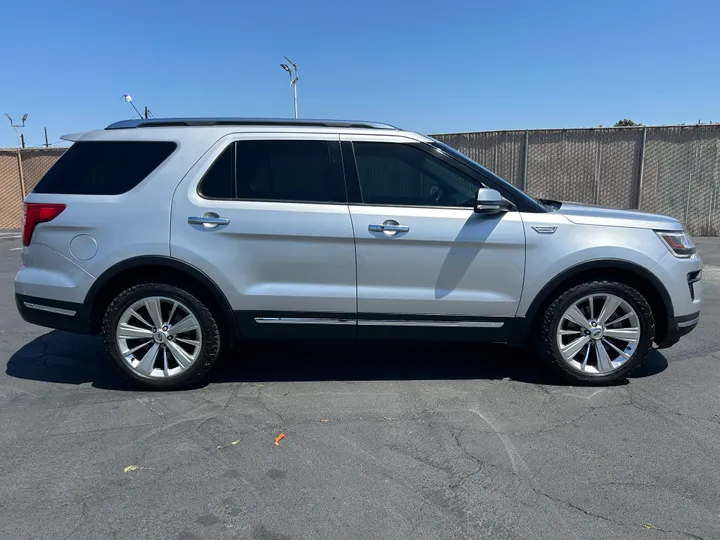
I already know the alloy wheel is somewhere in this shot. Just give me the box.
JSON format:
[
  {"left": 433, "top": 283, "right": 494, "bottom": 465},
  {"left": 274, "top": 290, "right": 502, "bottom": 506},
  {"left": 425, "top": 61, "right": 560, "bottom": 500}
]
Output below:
[
  {"left": 556, "top": 293, "right": 641, "bottom": 375},
  {"left": 116, "top": 296, "right": 202, "bottom": 378}
]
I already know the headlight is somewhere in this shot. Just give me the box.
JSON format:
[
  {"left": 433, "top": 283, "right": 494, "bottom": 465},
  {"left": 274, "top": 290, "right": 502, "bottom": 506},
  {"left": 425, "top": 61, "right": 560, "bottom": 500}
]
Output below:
[{"left": 655, "top": 230, "right": 696, "bottom": 258}]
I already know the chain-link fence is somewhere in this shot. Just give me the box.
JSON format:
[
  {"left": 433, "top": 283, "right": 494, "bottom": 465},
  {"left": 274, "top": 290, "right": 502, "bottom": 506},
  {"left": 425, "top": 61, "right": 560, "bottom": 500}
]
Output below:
[
  {"left": 0, "top": 150, "right": 25, "bottom": 230},
  {"left": 433, "top": 125, "right": 720, "bottom": 236},
  {"left": 0, "top": 148, "right": 66, "bottom": 229},
  {"left": 434, "top": 131, "right": 527, "bottom": 188},
  {"left": 639, "top": 126, "right": 720, "bottom": 236},
  {"left": 1, "top": 126, "right": 719, "bottom": 234}
]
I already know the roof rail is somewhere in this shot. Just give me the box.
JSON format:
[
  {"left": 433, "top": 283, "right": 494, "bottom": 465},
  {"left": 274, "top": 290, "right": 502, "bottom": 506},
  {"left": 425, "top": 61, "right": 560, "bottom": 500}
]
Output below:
[{"left": 105, "top": 118, "right": 398, "bottom": 130}]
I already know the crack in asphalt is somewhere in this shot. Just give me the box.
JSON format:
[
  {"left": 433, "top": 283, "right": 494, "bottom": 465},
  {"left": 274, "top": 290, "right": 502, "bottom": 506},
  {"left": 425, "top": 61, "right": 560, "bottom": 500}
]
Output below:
[
  {"left": 255, "top": 384, "right": 286, "bottom": 425},
  {"left": 530, "top": 486, "right": 712, "bottom": 540},
  {"left": 624, "top": 387, "right": 720, "bottom": 456},
  {"left": 532, "top": 486, "right": 618, "bottom": 524}
]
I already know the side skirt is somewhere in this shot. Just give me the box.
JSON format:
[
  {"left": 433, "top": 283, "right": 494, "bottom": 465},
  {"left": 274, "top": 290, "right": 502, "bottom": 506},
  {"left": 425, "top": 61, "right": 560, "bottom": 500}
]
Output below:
[{"left": 235, "top": 311, "right": 529, "bottom": 345}]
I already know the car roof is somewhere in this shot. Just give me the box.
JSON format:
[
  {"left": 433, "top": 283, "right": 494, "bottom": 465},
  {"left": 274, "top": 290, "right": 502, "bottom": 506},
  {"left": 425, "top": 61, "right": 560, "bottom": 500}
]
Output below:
[
  {"left": 63, "top": 118, "right": 433, "bottom": 144},
  {"left": 105, "top": 118, "right": 399, "bottom": 130}
]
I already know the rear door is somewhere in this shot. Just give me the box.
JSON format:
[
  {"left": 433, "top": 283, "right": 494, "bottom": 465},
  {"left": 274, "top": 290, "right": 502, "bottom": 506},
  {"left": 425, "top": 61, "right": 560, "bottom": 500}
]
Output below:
[
  {"left": 171, "top": 133, "right": 357, "bottom": 338},
  {"left": 340, "top": 135, "right": 526, "bottom": 340}
]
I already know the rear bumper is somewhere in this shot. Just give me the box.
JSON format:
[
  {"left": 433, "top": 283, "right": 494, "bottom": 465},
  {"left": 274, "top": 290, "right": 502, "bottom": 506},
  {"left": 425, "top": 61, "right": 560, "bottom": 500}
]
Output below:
[
  {"left": 655, "top": 311, "right": 700, "bottom": 349},
  {"left": 15, "top": 293, "right": 94, "bottom": 334}
]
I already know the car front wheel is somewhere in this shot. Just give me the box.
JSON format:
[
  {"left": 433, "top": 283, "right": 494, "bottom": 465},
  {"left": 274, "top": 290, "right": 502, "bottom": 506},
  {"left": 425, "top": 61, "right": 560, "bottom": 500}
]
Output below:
[
  {"left": 102, "top": 283, "right": 222, "bottom": 390},
  {"left": 536, "top": 280, "right": 654, "bottom": 385}
]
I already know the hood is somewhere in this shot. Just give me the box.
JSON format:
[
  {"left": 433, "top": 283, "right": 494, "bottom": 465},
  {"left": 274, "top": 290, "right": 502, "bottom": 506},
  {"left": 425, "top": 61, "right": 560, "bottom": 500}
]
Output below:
[{"left": 556, "top": 202, "right": 684, "bottom": 231}]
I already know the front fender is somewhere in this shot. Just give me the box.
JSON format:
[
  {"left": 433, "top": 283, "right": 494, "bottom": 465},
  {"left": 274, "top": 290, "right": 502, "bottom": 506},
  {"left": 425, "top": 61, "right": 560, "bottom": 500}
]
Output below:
[{"left": 517, "top": 224, "right": 669, "bottom": 318}]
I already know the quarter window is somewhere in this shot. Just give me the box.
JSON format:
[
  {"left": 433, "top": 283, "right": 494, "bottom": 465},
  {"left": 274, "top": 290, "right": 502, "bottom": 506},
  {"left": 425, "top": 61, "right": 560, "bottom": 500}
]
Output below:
[
  {"left": 33, "top": 141, "right": 176, "bottom": 195},
  {"left": 198, "top": 145, "right": 234, "bottom": 199},
  {"left": 353, "top": 142, "right": 479, "bottom": 207}
]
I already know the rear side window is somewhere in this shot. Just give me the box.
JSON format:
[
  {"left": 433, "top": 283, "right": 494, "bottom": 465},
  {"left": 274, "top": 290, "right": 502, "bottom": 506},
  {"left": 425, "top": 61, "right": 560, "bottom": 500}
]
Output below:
[
  {"left": 197, "top": 140, "right": 344, "bottom": 203},
  {"left": 33, "top": 141, "right": 176, "bottom": 195},
  {"left": 235, "top": 140, "right": 342, "bottom": 203}
]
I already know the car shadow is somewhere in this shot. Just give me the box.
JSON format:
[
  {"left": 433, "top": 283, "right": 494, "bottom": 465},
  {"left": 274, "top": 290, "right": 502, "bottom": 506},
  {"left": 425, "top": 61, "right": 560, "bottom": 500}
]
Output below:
[
  {"left": 434, "top": 215, "right": 500, "bottom": 299},
  {"left": 5, "top": 330, "right": 668, "bottom": 391}
]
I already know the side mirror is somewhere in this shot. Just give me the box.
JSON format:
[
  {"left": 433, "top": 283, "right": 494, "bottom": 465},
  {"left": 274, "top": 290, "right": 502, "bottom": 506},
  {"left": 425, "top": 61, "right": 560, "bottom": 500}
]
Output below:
[{"left": 474, "top": 188, "right": 512, "bottom": 215}]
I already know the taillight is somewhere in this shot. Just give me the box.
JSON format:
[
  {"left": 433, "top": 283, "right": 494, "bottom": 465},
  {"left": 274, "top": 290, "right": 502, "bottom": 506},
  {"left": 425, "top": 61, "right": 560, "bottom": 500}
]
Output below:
[{"left": 22, "top": 203, "right": 66, "bottom": 246}]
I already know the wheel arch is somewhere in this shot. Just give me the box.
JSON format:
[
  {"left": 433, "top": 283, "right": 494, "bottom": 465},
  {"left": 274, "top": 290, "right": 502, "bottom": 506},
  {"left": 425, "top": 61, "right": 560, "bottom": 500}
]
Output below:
[
  {"left": 85, "top": 256, "right": 238, "bottom": 341},
  {"left": 523, "top": 259, "right": 673, "bottom": 345}
]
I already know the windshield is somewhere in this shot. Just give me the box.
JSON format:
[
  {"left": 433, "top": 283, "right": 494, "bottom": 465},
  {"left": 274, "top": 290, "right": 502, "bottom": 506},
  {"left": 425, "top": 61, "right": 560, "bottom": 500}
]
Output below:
[{"left": 429, "top": 139, "right": 546, "bottom": 212}]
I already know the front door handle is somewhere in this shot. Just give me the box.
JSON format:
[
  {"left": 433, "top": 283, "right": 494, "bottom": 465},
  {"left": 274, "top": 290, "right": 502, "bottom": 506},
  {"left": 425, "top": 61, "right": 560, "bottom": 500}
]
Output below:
[
  {"left": 188, "top": 213, "right": 230, "bottom": 229},
  {"left": 368, "top": 220, "right": 410, "bottom": 236}
]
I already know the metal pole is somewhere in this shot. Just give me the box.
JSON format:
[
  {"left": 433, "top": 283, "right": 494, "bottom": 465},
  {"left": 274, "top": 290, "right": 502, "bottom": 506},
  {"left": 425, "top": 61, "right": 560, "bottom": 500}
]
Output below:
[
  {"left": 129, "top": 100, "right": 143, "bottom": 119},
  {"left": 521, "top": 129, "right": 529, "bottom": 191},
  {"left": 292, "top": 81, "right": 298, "bottom": 119},
  {"left": 16, "top": 148, "right": 26, "bottom": 199},
  {"left": 635, "top": 127, "right": 647, "bottom": 209},
  {"left": 44, "top": 127, "right": 49, "bottom": 148},
  {"left": 281, "top": 58, "right": 299, "bottom": 118},
  {"left": 684, "top": 142, "right": 699, "bottom": 228},
  {"left": 594, "top": 132, "right": 602, "bottom": 205}
]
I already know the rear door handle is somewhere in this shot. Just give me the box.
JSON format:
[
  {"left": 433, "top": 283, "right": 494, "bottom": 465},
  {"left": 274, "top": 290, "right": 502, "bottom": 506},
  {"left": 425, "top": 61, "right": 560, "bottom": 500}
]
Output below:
[
  {"left": 368, "top": 220, "right": 410, "bottom": 236},
  {"left": 188, "top": 213, "right": 230, "bottom": 229}
]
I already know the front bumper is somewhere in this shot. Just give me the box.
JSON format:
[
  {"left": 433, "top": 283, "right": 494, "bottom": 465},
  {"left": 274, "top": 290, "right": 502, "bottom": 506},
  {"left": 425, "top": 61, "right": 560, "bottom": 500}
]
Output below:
[
  {"left": 15, "top": 293, "right": 94, "bottom": 334},
  {"left": 655, "top": 311, "right": 700, "bottom": 349}
]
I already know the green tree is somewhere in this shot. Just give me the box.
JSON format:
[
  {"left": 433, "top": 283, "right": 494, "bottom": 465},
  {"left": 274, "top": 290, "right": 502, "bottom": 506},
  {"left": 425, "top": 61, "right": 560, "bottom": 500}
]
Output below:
[{"left": 614, "top": 119, "right": 641, "bottom": 127}]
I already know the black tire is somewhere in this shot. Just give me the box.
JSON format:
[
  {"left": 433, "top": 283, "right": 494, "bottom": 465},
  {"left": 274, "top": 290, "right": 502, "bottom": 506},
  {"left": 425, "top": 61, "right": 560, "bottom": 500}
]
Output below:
[
  {"left": 535, "top": 280, "right": 654, "bottom": 385},
  {"left": 102, "top": 283, "right": 222, "bottom": 390}
]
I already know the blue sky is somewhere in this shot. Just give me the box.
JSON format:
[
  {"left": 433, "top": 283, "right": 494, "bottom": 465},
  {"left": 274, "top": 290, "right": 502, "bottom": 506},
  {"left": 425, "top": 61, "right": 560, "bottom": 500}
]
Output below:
[{"left": 1, "top": 0, "right": 718, "bottom": 148}]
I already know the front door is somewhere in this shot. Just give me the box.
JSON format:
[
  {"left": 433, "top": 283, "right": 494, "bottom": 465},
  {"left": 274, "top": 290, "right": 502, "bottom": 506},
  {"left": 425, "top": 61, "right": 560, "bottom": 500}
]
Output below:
[
  {"left": 171, "top": 134, "right": 357, "bottom": 338},
  {"left": 341, "top": 138, "right": 526, "bottom": 339}
]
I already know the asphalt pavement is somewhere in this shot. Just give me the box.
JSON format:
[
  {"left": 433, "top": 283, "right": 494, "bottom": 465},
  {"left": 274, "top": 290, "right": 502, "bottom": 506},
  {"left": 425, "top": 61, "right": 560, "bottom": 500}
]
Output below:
[{"left": 1, "top": 233, "right": 719, "bottom": 540}]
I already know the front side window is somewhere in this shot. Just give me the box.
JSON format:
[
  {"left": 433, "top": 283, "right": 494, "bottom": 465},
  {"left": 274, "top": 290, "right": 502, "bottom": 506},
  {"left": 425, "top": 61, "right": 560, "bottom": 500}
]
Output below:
[
  {"left": 353, "top": 142, "right": 479, "bottom": 207},
  {"left": 235, "top": 140, "right": 342, "bottom": 203}
]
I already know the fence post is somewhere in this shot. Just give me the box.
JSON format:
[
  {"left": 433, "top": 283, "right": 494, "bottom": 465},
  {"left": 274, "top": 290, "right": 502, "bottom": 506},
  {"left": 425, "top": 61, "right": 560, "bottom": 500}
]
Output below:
[
  {"left": 16, "top": 149, "right": 26, "bottom": 200},
  {"left": 634, "top": 127, "right": 647, "bottom": 209},
  {"left": 521, "top": 129, "right": 529, "bottom": 191},
  {"left": 594, "top": 131, "right": 603, "bottom": 205}
]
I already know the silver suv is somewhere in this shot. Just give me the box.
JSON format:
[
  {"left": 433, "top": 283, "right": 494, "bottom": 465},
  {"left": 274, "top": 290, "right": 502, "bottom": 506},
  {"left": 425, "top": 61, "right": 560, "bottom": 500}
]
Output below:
[{"left": 15, "top": 118, "right": 702, "bottom": 389}]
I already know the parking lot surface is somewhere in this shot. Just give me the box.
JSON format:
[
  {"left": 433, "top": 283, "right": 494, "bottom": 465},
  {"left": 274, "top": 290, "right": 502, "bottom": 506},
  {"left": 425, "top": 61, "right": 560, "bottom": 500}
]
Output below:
[{"left": 1, "top": 233, "right": 719, "bottom": 540}]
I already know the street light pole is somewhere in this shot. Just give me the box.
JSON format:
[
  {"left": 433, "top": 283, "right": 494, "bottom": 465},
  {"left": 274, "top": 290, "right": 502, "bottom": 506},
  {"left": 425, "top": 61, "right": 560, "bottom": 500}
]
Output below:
[
  {"left": 121, "top": 94, "right": 145, "bottom": 120},
  {"left": 4, "top": 113, "right": 28, "bottom": 197},
  {"left": 4, "top": 113, "right": 28, "bottom": 147},
  {"left": 279, "top": 57, "right": 299, "bottom": 119}
]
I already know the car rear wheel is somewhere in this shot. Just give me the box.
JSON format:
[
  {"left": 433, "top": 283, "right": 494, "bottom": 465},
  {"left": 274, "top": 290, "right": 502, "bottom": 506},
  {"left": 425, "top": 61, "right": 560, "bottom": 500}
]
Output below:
[
  {"left": 536, "top": 280, "right": 654, "bottom": 385},
  {"left": 102, "top": 283, "right": 222, "bottom": 390}
]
